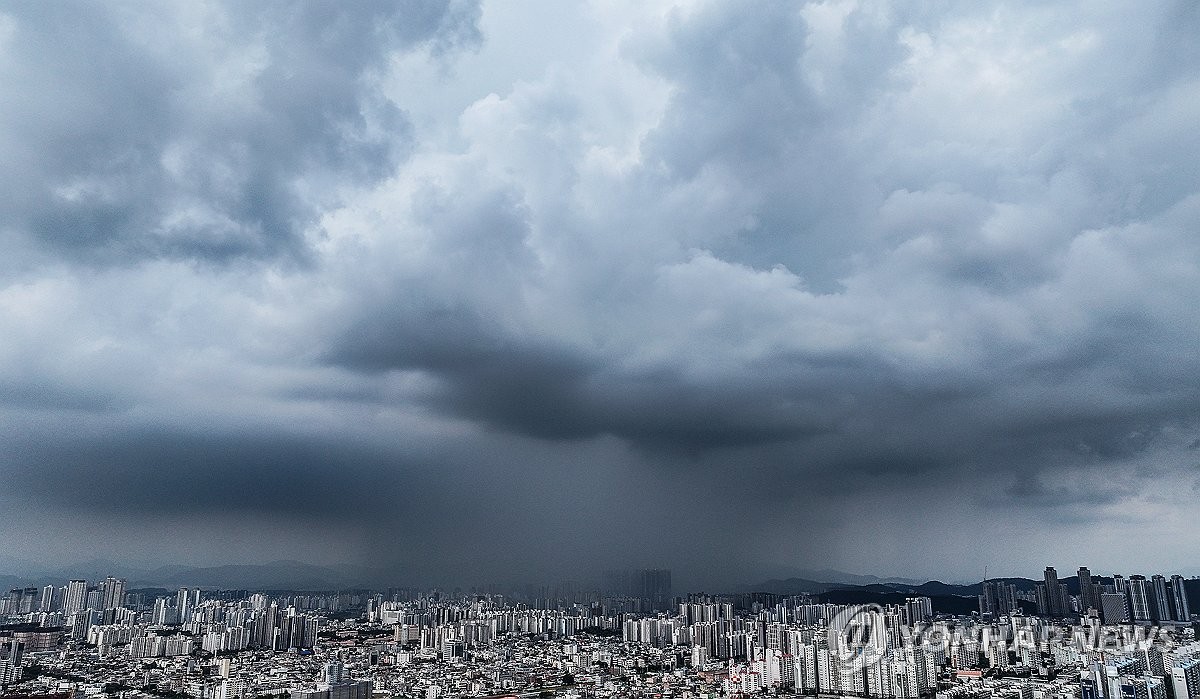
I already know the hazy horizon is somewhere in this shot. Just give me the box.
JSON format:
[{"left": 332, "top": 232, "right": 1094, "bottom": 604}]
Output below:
[{"left": 5, "top": 554, "right": 1200, "bottom": 595}]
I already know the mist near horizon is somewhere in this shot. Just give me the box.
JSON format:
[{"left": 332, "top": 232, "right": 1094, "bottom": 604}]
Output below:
[{"left": 7, "top": 556, "right": 1179, "bottom": 598}]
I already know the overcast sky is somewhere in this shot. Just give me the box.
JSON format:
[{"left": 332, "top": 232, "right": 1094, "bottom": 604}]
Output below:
[{"left": 2, "top": 0, "right": 1199, "bottom": 589}]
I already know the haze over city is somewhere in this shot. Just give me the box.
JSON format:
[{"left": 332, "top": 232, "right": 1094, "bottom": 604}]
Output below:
[{"left": 2, "top": 0, "right": 1200, "bottom": 589}]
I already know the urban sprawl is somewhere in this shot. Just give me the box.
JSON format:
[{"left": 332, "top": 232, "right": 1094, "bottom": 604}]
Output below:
[{"left": 1, "top": 566, "right": 1199, "bottom": 699}]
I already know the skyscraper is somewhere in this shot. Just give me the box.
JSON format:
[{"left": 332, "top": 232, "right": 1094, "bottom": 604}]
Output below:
[
  {"left": 1040, "top": 567, "right": 1068, "bottom": 617},
  {"left": 979, "top": 581, "right": 1018, "bottom": 617},
  {"left": 0, "top": 639, "right": 23, "bottom": 686},
  {"left": 1079, "top": 567, "right": 1100, "bottom": 612},
  {"left": 101, "top": 577, "right": 126, "bottom": 610},
  {"left": 38, "top": 585, "right": 56, "bottom": 613},
  {"left": 1150, "top": 576, "right": 1171, "bottom": 622},
  {"left": 63, "top": 580, "right": 88, "bottom": 615},
  {"left": 905, "top": 596, "right": 933, "bottom": 623},
  {"left": 1170, "top": 575, "right": 1191, "bottom": 622},
  {"left": 176, "top": 588, "right": 200, "bottom": 623},
  {"left": 152, "top": 597, "right": 176, "bottom": 625},
  {"left": 1128, "top": 576, "right": 1151, "bottom": 622}
]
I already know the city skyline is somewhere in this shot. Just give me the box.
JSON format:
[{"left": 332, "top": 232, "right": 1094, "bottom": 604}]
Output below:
[
  {"left": 3, "top": 1, "right": 1200, "bottom": 586},
  {"left": 4, "top": 560, "right": 1200, "bottom": 698}
]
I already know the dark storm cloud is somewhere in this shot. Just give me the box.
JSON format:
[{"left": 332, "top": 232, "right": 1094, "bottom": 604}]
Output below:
[
  {"left": 323, "top": 0, "right": 1200, "bottom": 449},
  {"left": 0, "top": 0, "right": 480, "bottom": 266},
  {"left": 310, "top": 0, "right": 1200, "bottom": 583},
  {"left": 325, "top": 195, "right": 845, "bottom": 448},
  {"left": 4, "top": 0, "right": 1200, "bottom": 582}
]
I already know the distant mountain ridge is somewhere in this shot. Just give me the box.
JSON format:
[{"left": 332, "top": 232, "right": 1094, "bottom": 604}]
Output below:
[
  {"left": 745, "top": 567, "right": 925, "bottom": 588},
  {"left": 739, "top": 575, "right": 1040, "bottom": 616},
  {"left": 738, "top": 574, "right": 1047, "bottom": 615},
  {"left": 4, "top": 561, "right": 1193, "bottom": 601},
  {"left": 786, "top": 568, "right": 927, "bottom": 587}
]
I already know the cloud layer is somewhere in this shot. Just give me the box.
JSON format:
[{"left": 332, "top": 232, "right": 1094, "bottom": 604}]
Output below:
[{"left": 2, "top": 0, "right": 1199, "bottom": 586}]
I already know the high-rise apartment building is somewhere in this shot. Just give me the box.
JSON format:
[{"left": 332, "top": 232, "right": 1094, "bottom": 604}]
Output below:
[
  {"left": 1079, "top": 567, "right": 1101, "bottom": 612},
  {"left": 176, "top": 588, "right": 200, "bottom": 623},
  {"left": 101, "top": 577, "right": 126, "bottom": 610},
  {"left": 1121, "top": 677, "right": 1167, "bottom": 699},
  {"left": 63, "top": 580, "right": 88, "bottom": 615},
  {"left": 905, "top": 596, "right": 933, "bottom": 623},
  {"left": 1038, "top": 567, "right": 1069, "bottom": 617},
  {"left": 1170, "top": 575, "right": 1191, "bottom": 622},
  {"left": 0, "top": 639, "right": 22, "bottom": 686},
  {"left": 1128, "top": 576, "right": 1152, "bottom": 622},
  {"left": 1173, "top": 657, "right": 1200, "bottom": 699},
  {"left": 38, "top": 585, "right": 57, "bottom": 613},
  {"left": 980, "top": 581, "right": 1019, "bottom": 617},
  {"left": 1150, "top": 576, "right": 1172, "bottom": 622}
]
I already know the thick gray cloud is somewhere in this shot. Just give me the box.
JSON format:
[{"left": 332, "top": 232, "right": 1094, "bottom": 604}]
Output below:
[
  {"left": 2, "top": 0, "right": 1200, "bottom": 587},
  {"left": 0, "top": 0, "right": 480, "bottom": 266}
]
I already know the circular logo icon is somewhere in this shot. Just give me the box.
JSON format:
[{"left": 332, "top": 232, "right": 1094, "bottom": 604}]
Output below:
[{"left": 827, "top": 604, "right": 888, "bottom": 670}]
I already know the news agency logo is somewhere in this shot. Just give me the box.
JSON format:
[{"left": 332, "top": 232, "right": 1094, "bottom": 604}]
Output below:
[{"left": 827, "top": 604, "right": 888, "bottom": 670}]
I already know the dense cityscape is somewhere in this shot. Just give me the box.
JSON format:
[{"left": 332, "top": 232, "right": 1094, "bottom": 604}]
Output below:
[{"left": 2, "top": 566, "right": 1199, "bottom": 699}]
